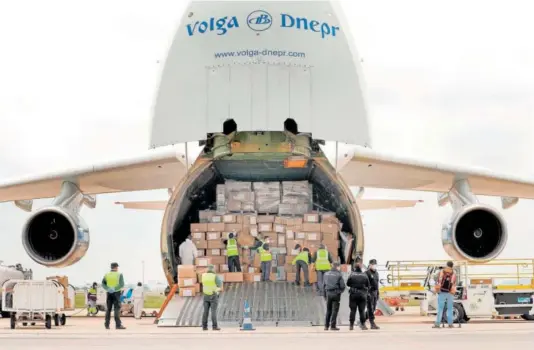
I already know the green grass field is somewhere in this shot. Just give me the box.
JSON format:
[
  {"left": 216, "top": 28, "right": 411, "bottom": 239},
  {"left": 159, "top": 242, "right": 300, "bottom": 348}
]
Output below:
[{"left": 74, "top": 293, "right": 166, "bottom": 309}]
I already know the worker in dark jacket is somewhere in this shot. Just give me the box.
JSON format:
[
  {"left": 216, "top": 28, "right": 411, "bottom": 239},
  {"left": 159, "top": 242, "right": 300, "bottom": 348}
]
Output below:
[
  {"left": 322, "top": 262, "right": 345, "bottom": 331},
  {"left": 347, "top": 257, "right": 370, "bottom": 330},
  {"left": 365, "top": 258, "right": 380, "bottom": 329}
]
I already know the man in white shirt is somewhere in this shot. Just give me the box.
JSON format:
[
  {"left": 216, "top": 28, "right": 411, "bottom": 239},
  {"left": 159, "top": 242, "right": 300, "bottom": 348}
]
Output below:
[
  {"left": 132, "top": 282, "right": 145, "bottom": 319},
  {"left": 179, "top": 234, "right": 198, "bottom": 265}
]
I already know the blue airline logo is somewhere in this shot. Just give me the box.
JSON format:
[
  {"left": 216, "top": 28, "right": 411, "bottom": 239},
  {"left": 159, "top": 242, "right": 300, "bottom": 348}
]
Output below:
[
  {"left": 247, "top": 10, "right": 272, "bottom": 31},
  {"left": 186, "top": 10, "right": 340, "bottom": 39}
]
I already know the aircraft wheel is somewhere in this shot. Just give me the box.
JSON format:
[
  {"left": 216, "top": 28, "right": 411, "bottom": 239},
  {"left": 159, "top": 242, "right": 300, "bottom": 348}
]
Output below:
[
  {"left": 60, "top": 314, "right": 66, "bottom": 326},
  {"left": 54, "top": 314, "right": 60, "bottom": 326},
  {"left": 45, "top": 315, "right": 52, "bottom": 329},
  {"left": 10, "top": 314, "right": 16, "bottom": 329}
]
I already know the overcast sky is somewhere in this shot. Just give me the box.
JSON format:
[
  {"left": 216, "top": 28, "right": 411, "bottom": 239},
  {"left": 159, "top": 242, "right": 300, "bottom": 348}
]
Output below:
[{"left": 1, "top": 0, "right": 533, "bottom": 286}]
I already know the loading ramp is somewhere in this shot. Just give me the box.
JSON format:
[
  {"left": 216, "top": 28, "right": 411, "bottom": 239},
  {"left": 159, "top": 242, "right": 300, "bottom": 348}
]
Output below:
[{"left": 158, "top": 280, "right": 394, "bottom": 327}]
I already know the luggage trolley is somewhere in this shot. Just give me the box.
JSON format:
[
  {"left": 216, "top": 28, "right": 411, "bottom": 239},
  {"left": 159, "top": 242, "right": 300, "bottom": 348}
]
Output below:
[{"left": 1, "top": 279, "right": 67, "bottom": 329}]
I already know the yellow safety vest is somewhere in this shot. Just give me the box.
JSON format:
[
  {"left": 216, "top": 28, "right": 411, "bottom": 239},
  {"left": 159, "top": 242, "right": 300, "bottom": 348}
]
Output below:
[
  {"left": 257, "top": 241, "right": 265, "bottom": 253},
  {"left": 315, "top": 249, "right": 331, "bottom": 271},
  {"left": 201, "top": 273, "right": 219, "bottom": 296},
  {"left": 293, "top": 251, "right": 309, "bottom": 265},
  {"left": 260, "top": 249, "right": 272, "bottom": 262},
  {"left": 227, "top": 238, "right": 239, "bottom": 257},
  {"left": 105, "top": 271, "right": 121, "bottom": 289}
]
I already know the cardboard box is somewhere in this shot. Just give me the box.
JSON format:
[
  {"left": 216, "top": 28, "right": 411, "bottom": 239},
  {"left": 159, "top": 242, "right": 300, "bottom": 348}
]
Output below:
[
  {"left": 217, "top": 273, "right": 226, "bottom": 282},
  {"left": 237, "top": 234, "right": 255, "bottom": 247},
  {"left": 253, "top": 254, "right": 261, "bottom": 268},
  {"left": 220, "top": 264, "right": 229, "bottom": 273},
  {"left": 295, "top": 232, "right": 306, "bottom": 239},
  {"left": 285, "top": 228, "right": 295, "bottom": 239},
  {"left": 197, "top": 249, "right": 206, "bottom": 257},
  {"left": 190, "top": 223, "right": 208, "bottom": 233},
  {"left": 247, "top": 266, "right": 259, "bottom": 273},
  {"left": 225, "top": 223, "right": 243, "bottom": 233},
  {"left": 249, "top": 225, "right": 259, "bottom": 237},
  {"left": 177, "top": 265, "right": 196, "bottom": 278},
  {"left": 208, "top": 249, "right": 221, "bottom": 256},
  {"left": 322, "top": 233, "right": 339, "bottom": 242},
  {"left": 194, "top": 283, "right": 201, "bottom": 294},
  {"left": 321, "top": 214, "right": 339, "bottom": 224},
  {"left": 178, "top": 276, "right": 197, "bottom": 287},
  {"left": 274, "top": 224, "right": 286, "bottom": 233},
  {"left": 302, "top": 223, "right": 321, "bottom": 232},
  {"left": 225, "top": 272, "right": 244, "bottom": 282},
  {"left": 274, "top": 216, "right": 286, "bottom": 225},
  {"left": 258, "top": 223, "right": 272, "bottom": 232},
  {"left": 223, "top": 214, "right": 237, "bottom": 223},
  {"left": 257, "top": 215, "right": 275, "bottom": 223},
  {"left": 286, "top": 217, "right": 303, "bottom": 226},
  {"left": 191, "top": 232, "right": 206, "bottom": 240},
  {"left": 321, "top": 223, "right": 340, "bottom": 234},
  {"left": 304, "top": 213, "right": 319, "bottom": 223},
  {"left": 243, "top": 215, "right": 257, "bottom": 226},
  {"left": 207, "top": 232, "right": 222, "bottom": 240},
  {"left": 210, "top": 256, "right": 226, "bottom": 265},
  {"left": 211, "top": 215, "right": 222, "bottom": 223},
  {"left": 207, "top": 223, "right": 225, "bottom": 232},
  {"left": 195, "top": 257, "right": 212, "bottom": 267},
  {"left": 207, "top": 240, "right": 225, "bottom": 249},
  {"left": 179, "top": 287, "right": 196, "bottom": 297},
  {"left": 244, "top": 273, "right": 262, "bottom": 282},
  {"left": 306, "top": 232, "right": 321, "bottom": 241},
  {"left": 286, "top": 272, "right": 296, "bottom": 282},
  {"left": 193, "top": 239, "right": 208, "bottom": 249},
  {"left": 278, "top": 234, "right": 286, "bottom": 246}
]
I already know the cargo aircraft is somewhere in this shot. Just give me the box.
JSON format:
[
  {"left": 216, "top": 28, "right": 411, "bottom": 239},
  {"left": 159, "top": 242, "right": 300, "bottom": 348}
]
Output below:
[{"left": 1, "top": 0, "right": 534, "bottom": 287}]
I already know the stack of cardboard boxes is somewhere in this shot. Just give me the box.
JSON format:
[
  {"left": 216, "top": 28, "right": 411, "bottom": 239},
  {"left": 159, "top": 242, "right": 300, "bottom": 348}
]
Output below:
[{"left": 185, "top": 180, "right": 347, "bottom": 291}]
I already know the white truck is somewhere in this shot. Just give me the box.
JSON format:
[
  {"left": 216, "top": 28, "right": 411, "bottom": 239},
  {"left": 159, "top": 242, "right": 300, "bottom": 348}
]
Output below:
[{"left": 0, "top": 262, "right": 32, "bottom": 317}]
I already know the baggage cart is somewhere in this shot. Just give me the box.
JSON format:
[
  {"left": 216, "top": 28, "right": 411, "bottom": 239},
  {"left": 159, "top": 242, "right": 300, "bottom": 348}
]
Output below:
[{"left": 1, "top": 279, "right": 67, "bottom": 329}]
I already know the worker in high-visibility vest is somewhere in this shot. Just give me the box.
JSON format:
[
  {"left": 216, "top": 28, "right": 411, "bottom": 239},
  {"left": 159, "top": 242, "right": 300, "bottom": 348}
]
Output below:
[
  {"left": 313, "top": 244, "right": 333, "bottom": 295},
  {"left": 292, "top": 245, "right": 312, "bottom": 286},
  {"left": 249, "top": 235, "right": 271, "bottom": 265},
  {"left": 223, "top": 232, "right": 241, "bottom": 272},
  {"left": 201, "top": 264, "right": 223, "bottom": 331},
  {"left": 87, "top": 282, "right": 98, "bottom": 316},
  {"left": 259, "top": 243, "right": 273, "bottom": 282},
  {"left": 101, "top": 262, "right": 126, "bottom": 330}
]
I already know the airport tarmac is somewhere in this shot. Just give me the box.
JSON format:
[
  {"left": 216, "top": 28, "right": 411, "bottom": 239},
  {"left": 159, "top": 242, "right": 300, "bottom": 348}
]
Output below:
[{"left": 0, "top": 317, "right": 532, "bottom": 350}]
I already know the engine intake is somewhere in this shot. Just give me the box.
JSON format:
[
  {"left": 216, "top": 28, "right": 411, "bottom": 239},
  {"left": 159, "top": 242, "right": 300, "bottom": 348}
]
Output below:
[
  {"left": 22, "top": 207, "right": 89, "bottom": 268},
  {"left": 442, "top": 204, "right": 507, "bottom": 262}
]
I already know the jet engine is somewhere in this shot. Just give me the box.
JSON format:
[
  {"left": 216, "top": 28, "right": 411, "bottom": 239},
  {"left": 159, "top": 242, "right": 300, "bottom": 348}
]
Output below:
[
  {"left": 442, "top": 204, "right": 507, "bottom": 262},
  {"left": 22, "top": 206, "right": 89, "bottom": 268}
]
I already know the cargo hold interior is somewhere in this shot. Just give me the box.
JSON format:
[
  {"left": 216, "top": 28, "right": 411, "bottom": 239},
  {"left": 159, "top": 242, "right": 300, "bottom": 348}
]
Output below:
[{"left": 169, "top": 158, "right": 357, "bottom": 276}]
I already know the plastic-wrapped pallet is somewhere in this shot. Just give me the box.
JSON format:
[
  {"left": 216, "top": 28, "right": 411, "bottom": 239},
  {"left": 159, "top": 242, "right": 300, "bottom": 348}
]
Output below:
[
  {"left": 225, "top": 181, "right": 255, "bottom": 213},
  {"left": 216, "top": 184, "right": 226, "bottom": 207},
  {"left": 278, "top": 203, "right": 310, "bottom": 216},
  {"left": 225, "top": 180, "right": 252, "bottom": 193},
  {"left": 281, "top": 181, "right": 311, "bottom": 200},
  {"left": 279, "top": 181, "right": 312, "bottom": 215},
  {"left": 253, "top": 182, "right": 280, "bottom": 214}
]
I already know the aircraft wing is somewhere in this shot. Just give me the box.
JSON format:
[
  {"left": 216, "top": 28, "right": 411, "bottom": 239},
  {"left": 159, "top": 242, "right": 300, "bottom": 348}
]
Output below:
[
  {"left": 0, "top": 147, "right": 187, "bottom": 202},
  {"left": 114, "top": 199, "right": 422, "bottom": 211},
  {"left": 340, "top": 146, "right": 534, "bottom": 199},
  {"left": 115, "top": 201, "right": 168, "bottom": 210},
  {"left": 356, "top": 199, "right": 423, "bottom": 210}
]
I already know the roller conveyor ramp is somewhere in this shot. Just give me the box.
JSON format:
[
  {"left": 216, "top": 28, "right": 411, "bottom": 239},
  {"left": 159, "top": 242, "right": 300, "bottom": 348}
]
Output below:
[{"left": 158, "top": 280, "right": 394, "bottom": 327}]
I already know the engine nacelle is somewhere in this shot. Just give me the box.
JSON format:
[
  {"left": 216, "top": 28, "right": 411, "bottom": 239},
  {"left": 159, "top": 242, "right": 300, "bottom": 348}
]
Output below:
[
  {"left": 22, "top": 206, "right": 90, "bottom": 268},
  {"left": 442, "top": 204, "right": 507, "bottom": 262}
]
